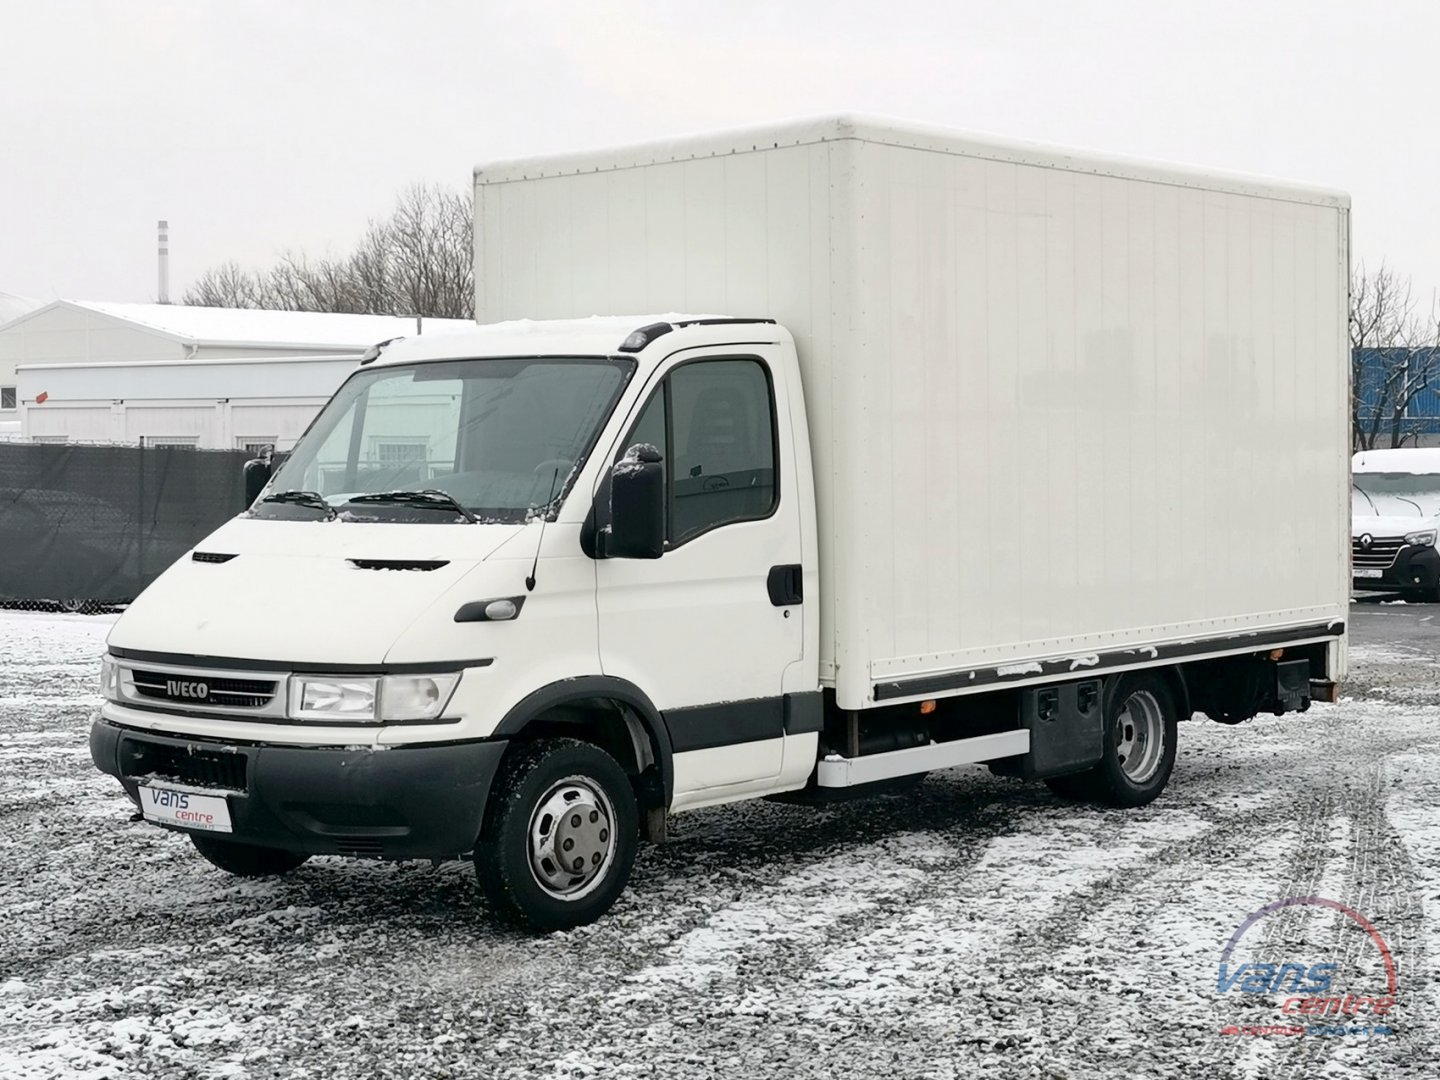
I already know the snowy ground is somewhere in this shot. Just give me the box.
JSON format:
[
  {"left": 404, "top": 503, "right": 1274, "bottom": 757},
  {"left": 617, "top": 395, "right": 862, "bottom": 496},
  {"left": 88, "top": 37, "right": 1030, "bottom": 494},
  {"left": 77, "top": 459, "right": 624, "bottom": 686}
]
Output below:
[{"left": 1, "top": 604, "right": 1438, "bottom": 1079}]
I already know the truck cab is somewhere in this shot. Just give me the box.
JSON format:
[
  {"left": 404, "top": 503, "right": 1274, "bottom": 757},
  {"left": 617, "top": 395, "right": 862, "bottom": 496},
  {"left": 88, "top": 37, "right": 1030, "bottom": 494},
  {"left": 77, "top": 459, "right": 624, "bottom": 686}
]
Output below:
[{"left": 92, "top": 316, "right": 821, "bottom": 929}]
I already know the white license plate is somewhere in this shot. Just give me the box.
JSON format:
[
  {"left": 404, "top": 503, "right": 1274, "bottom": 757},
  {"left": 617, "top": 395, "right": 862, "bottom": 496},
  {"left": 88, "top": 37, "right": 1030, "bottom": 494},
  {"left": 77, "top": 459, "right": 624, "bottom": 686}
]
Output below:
[
  {"left": 1354, "top": 568, "right": 1384, "bottom": 580},
  {"left": 139, "top": 783, "right": 233, "bottom": 833}
]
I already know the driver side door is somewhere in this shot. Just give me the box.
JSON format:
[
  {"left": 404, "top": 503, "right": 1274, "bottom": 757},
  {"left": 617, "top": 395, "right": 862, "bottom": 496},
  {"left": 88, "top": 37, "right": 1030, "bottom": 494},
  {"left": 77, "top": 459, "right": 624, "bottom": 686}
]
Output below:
[{"left": 595, "top": 350, "right": 804, "bottom": 808}]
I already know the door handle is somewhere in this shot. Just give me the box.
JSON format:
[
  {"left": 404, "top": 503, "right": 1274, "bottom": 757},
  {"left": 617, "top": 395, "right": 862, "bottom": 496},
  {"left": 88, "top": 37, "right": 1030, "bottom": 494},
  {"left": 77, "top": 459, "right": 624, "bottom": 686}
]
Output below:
[{"left": 767, "top": 564, "right": 803, "bottom": 606}]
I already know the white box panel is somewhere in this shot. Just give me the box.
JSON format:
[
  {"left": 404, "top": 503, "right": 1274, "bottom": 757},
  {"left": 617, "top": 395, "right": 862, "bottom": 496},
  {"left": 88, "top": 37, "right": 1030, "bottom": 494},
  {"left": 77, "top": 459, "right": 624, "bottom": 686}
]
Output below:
[{"left": 475, "top": 116, "right": 1350, "bottom": 709}]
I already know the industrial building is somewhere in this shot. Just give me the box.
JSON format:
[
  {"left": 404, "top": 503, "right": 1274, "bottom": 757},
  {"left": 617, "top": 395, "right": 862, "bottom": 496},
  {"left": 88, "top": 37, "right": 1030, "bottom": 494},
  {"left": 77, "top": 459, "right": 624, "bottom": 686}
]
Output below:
[
  {"left": 0, "top": 291, "right": 45, "bottom": 438},
  {"left": 0, "top": 301, "right": 472, "bottom": 449}
]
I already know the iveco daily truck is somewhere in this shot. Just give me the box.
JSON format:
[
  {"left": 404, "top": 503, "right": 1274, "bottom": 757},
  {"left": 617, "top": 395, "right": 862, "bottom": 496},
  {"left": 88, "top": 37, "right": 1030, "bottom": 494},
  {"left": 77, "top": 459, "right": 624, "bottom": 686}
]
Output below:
[{"left": 91, "top": 117, "right": 1351, "bottom": 929}]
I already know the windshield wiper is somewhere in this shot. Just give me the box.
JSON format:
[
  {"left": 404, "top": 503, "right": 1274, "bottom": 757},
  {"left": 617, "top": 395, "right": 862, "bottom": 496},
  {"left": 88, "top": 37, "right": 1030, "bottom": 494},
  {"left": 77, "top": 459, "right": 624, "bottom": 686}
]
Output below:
[
  {"left": 258, "top": 490, "right": 336, "bottom": 519},
  {"left": 346, "top": 489, "right": 478, "bottom": 523}
]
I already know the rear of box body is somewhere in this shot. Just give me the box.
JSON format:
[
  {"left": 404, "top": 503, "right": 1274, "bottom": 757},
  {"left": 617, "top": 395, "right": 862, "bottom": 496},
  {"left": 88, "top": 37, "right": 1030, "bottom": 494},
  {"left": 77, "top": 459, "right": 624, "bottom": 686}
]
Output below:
[{"left": 476, "top": 117, "right": 1351, "bottom": 710}]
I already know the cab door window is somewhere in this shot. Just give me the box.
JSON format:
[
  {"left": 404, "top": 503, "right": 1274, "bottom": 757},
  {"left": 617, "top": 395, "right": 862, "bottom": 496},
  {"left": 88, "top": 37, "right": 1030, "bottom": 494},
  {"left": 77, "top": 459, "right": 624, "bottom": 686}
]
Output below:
[{"left": 619, "top": 359, "right": 778, "bottom": 546}]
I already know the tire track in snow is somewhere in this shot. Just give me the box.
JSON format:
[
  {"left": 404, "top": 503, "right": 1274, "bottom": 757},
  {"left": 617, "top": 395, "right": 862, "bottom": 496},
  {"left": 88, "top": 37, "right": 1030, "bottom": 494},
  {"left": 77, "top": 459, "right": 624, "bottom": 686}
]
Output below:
[
  {"left": 1265, "top": 760, "right": 1427, "bottom": 1080},
  {"left": 957, "top": 795, "right": 1302, "bottom": 1079},
  {"left": 528, "top": 797, "right": 1221, "bottom": 1078},
  {"left": 1223, "top": 783, "right": 1343, "bottom": 1080},
  {"left": 1385, "top": 759, "right": 1440, "bottom": 1075},
  {"left": 524, "top": 711, "right": 1440, "bottom": 1079}
]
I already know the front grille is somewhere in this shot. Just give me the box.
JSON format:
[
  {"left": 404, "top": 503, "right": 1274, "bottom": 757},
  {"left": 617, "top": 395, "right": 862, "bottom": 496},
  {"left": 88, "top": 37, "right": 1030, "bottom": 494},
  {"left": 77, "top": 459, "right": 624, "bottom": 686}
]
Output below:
[
  {"left": 1352, "top": 535, "right": 1405, "bottom": 570},
  {"left": 120, "top": 739, "right": 248, "bottom": 791},
  {"left": 130, "top": 669, "right": 278, "bottom": 711}
]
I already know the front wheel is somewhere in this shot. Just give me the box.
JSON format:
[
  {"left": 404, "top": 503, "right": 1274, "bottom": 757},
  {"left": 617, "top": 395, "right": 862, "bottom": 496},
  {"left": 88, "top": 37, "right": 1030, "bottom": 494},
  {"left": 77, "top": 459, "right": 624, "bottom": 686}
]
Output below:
[
  {"left": 474, "top": 738, "right": 639, "bottom": 932},
  {"left": 190, "top": 834, "right": 310, "bottom": 877}
]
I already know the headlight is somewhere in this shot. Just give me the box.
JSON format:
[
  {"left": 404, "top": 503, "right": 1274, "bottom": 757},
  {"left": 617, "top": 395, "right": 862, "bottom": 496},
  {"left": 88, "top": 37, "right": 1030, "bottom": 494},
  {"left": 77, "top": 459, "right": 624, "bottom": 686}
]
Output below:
[
  {"left": 100, "top": 655, "right": 119, "bottom": 702},
  {"left": 289, "top": 677, "right": 379, "bottom": 722},
  {"left": 287, "top": 673, "right": 459, "bottom": 722},
  {"left": 1405, "top": 530, "right": 1437, "bottom": 548},
  {"left": 379, "top": 674, "right": 460, "bottom": 721}
]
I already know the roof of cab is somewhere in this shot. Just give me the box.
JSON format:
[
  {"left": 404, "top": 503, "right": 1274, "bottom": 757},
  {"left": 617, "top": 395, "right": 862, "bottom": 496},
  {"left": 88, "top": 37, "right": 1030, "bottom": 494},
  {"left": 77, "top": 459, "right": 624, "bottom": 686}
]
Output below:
[{"left": 365, "top": 314, "right": 780, "bottom": 367}]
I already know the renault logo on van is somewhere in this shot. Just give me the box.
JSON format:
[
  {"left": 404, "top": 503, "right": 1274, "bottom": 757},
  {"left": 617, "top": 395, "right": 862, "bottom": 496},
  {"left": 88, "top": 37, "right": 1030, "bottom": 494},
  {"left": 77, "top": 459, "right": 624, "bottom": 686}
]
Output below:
[
  {"left": 166, "top": 679, "right": 210, "bottom": 700},
  {"left": 1359, "top": 534, "right": 1373, "bottom": 550}
]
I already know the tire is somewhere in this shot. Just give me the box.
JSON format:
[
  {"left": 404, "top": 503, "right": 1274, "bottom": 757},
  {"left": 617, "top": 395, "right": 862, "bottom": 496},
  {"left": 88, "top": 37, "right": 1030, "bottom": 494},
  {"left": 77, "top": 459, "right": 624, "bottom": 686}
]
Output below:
[
  {"left": 190, "top": 834, "right": 310, "bottom": 877},
  {"left": 474, "top": 738, "right": 639, "bottom": 932},
  {"left": 1049, "top": 673, "right": 1179, "bottom": 808}
]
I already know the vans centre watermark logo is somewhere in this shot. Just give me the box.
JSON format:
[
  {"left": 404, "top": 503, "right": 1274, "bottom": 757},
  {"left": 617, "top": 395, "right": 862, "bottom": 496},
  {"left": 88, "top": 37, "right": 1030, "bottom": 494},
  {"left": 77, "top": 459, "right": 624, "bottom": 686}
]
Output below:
[{"left": 1217, "top": 895, "right": 1397, "bottom": 1037}]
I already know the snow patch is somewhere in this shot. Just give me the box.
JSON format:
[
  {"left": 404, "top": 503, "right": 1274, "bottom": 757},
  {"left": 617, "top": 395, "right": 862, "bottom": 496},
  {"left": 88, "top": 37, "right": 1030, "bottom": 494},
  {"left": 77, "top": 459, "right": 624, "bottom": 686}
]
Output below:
[{"left": 995, "top": 662, "right": 1043, "bottom": 677}]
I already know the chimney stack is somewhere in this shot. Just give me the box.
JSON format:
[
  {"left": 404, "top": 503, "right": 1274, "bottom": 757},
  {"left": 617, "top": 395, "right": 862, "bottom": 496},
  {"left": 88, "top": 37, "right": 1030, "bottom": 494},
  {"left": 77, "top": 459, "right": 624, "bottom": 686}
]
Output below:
[{"left": 157, "top": 219, "right": 170, "bottom": 304}]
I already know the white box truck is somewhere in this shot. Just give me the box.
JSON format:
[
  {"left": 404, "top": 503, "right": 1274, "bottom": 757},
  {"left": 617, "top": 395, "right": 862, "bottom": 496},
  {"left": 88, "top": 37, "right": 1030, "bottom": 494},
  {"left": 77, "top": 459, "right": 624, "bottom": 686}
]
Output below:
[{"left": 91, "top": 117, "right": 1350, "bottom": 929}]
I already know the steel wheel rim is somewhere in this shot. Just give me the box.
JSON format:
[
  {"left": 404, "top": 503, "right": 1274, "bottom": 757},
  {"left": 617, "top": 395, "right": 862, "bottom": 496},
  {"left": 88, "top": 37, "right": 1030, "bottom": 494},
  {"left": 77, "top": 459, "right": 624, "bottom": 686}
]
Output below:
[
  {"left": 526, "top": 775, "right": 617, "bottom": 902},
  {"left": 1114, "top": 690, "right": 1165, "bottom": 784}
]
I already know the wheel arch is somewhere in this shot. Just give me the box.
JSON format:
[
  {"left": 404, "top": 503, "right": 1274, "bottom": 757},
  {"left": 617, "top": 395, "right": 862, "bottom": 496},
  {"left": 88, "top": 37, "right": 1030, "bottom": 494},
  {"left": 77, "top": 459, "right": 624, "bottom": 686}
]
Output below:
[
  {"left": 492, "top": 676, "right": 674, "bottom": 809},
  {"left": 1106, "top": 664, "right": 1190, "bottom": 719},
  {"left": 1155, "top": 664, "right": 1191, "bottom": 722}
]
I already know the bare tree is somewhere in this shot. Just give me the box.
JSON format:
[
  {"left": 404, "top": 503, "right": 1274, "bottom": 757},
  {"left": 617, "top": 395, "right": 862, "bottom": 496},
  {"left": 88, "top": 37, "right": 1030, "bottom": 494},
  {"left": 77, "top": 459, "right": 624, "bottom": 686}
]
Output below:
[
  {"left": 1351, "top": 263, "right": 1440, "bottom": 451},
  {"left": 184, "top": 260, "right": 265, "bottom": 309},
  {"left": 181, "top": 184, "right": 474, "bottom": 319},
  {"left": 388, "top": 184, "right": 474, "bottom": 319}
]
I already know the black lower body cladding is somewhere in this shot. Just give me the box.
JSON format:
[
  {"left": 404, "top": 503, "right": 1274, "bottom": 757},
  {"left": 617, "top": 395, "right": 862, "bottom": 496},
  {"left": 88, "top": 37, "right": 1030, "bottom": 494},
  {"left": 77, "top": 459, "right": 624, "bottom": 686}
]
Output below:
[
  {"left": 90, "top": 720, "right": 507, "bottom": 858},
  {"left": 1354, "top": 544, "right": 1440, "bottom": 595}
]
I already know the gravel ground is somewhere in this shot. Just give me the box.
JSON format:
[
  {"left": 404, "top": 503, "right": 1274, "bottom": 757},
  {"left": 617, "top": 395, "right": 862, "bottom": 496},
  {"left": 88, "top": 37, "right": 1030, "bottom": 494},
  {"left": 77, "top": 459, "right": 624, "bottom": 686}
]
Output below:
[{"left": 2, "top": 604, "right": 1438, "bottom": 1079}]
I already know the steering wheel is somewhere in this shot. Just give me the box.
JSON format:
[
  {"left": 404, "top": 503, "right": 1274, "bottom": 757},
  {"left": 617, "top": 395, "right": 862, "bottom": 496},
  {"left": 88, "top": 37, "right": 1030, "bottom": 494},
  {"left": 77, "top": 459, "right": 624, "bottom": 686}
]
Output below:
[{"left": 533, "top": 458, "right": 573, "bottom": 480}]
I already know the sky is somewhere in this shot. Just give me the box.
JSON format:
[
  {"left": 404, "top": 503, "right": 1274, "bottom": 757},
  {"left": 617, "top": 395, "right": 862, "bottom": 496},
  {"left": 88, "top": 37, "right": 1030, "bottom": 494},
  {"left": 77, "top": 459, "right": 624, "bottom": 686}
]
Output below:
[{"left": 2, "top": 0, "right": 1438, "bottom": 308}]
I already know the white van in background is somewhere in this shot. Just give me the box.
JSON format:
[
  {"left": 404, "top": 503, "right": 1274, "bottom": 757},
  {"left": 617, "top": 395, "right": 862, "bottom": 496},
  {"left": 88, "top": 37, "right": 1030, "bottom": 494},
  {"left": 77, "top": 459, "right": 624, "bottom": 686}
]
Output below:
[
  {"left": 89, "top": 118, "right": 1351, "bottom": 930},
  {"left": 1352, "top": 448, "right": 1440, "bottom": 599}
]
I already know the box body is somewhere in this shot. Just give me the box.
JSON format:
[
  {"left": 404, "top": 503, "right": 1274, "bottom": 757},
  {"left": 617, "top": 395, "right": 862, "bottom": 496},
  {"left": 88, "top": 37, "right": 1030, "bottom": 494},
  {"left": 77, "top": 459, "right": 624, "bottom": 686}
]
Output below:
[{"left": 476, "top": 116, "right": 1351, "bottom": 709}]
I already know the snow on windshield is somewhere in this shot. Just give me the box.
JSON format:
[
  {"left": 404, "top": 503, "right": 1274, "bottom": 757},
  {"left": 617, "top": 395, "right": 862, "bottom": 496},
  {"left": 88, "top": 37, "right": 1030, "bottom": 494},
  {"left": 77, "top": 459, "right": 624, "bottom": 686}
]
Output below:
[{"left": 1352, "top": 471, "right": 1440, "bottom": 518}]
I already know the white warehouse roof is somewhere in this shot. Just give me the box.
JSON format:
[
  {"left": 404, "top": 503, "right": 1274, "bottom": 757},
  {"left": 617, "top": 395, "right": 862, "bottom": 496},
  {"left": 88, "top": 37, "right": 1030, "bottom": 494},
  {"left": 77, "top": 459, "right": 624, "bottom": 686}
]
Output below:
[
  {"left": 0, "top": 292, "right": 44, "bottom": 328},
  {"left": 13, "top": 300, "right": 475, "bottom": 351}
]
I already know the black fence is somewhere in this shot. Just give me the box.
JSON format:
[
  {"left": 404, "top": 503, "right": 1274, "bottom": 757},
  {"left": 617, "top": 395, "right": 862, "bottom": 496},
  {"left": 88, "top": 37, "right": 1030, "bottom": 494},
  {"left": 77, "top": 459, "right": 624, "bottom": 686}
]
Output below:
[{"left": 0, "top": 443, "right": 252, "bottom": 609}]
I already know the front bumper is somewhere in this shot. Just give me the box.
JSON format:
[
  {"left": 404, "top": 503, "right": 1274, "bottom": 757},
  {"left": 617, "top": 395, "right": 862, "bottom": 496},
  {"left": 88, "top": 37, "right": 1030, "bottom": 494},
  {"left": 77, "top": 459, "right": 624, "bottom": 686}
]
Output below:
[
  {"left": 1353, "top": 544, "right": 1440, "bottom": 593},
  {"left": 90, "top": 719, "right": 507, "bottom": 859}
]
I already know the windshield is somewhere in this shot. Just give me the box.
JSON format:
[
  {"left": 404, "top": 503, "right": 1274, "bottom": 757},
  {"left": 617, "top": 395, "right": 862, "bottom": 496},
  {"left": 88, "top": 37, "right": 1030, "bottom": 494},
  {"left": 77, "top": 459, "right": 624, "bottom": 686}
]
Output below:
[
  {"left": 257, "top": 357, "right": 634, "bottom": 523},
  {"left": 1352, "top": 471, "right": 1440, "bottom": 518}
]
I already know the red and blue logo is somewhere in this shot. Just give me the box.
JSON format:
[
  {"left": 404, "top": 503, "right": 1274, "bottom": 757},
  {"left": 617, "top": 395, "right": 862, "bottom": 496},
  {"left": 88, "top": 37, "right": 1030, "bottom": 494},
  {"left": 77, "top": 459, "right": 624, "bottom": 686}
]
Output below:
[{"left": 1217, "top": 896, "right": 1397, "bottom": 1037}]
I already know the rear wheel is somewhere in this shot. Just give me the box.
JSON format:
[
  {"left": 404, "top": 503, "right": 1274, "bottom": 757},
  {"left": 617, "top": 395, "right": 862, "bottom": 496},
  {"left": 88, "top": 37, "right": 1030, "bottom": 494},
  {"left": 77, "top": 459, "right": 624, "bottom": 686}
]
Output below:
[
  {"left": 190, "top": 834, "right": 310, "bottom": 877},
  {"left": 474, "top": 738, "right": 639, "bottom": 932},
  {"left": 1045, "top": 673, "right": 1178, "bottom": 808}
]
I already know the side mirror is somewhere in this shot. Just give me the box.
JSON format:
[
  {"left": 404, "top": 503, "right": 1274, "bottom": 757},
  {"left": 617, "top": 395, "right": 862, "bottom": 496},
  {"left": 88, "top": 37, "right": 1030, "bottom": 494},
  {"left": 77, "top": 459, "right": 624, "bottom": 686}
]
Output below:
[
  {"left": 243, "top": 454, "right": 273, "bottom": 509},
  {"left": 606, "top": 444, "right": 665, "bottom": 558}
]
